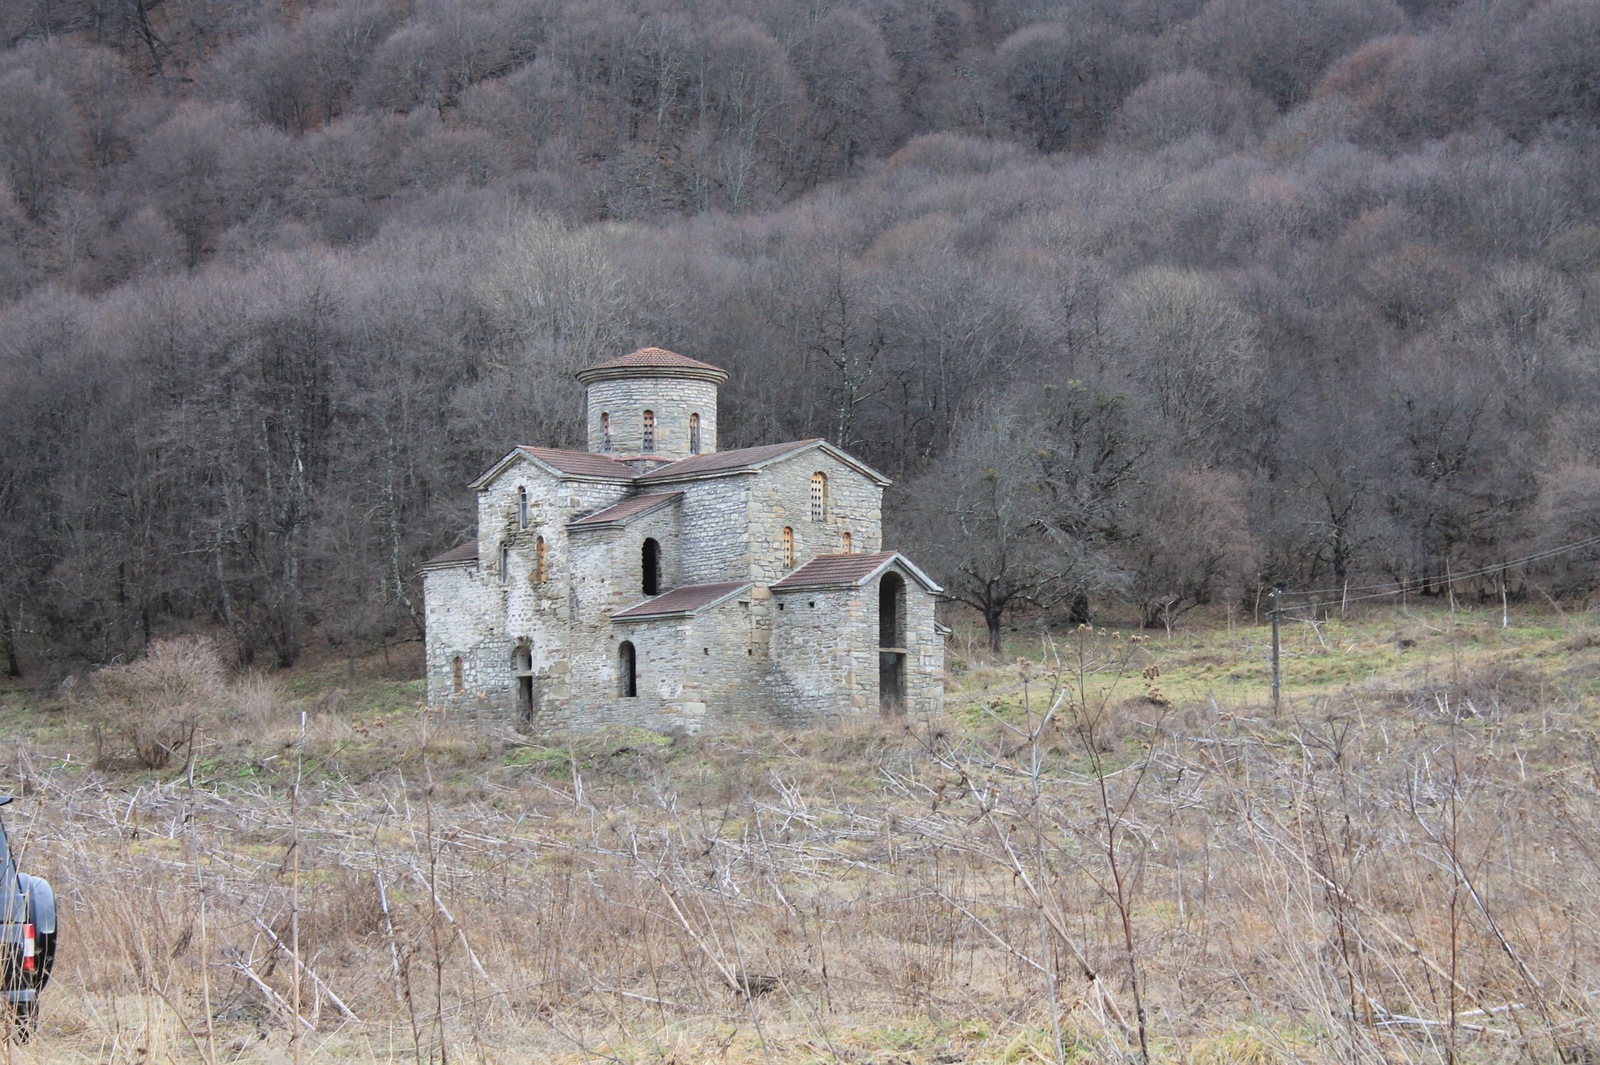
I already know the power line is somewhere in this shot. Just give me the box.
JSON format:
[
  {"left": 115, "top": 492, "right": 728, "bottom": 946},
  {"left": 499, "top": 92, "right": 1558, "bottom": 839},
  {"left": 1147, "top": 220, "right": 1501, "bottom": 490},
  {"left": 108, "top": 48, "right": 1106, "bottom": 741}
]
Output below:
[{"left": 1274, "top": 530, "right": 1600, "bottom": 605}]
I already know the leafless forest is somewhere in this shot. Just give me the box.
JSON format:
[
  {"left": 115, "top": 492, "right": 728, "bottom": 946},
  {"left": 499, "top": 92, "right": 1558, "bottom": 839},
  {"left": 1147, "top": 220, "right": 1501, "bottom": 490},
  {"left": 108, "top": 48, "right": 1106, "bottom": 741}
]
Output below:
[{"left": 2, "top": 0, "right": 1600, "bottom": 670}]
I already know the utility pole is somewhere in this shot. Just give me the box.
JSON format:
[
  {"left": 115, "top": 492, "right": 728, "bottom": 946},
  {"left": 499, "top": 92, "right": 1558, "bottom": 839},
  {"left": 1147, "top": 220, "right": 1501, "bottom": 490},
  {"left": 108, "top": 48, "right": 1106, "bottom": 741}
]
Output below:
[{"left": 1270, "top": 588, "right": 1282, "bottom": 717}]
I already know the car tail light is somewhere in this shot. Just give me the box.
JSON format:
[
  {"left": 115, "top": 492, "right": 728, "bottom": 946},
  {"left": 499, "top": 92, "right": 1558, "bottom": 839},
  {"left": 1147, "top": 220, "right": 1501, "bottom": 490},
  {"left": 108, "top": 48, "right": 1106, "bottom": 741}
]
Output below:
[{"left": 20, "top": 924, "right": 34, "bottom": 972}]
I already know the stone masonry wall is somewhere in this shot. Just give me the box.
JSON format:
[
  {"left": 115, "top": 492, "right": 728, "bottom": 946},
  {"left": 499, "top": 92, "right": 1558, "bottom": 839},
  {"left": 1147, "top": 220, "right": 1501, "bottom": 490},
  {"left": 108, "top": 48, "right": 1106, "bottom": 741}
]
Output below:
[
  {"left": 676, "top": 476, "right": 753, "bottom": 585},
  {"left": 423, "top": 563, "right": 503, "bottom": 714},
  {"left": 747, "top": 453, "right": 883, "bottom": 584},
  {"left": 584, "top": 377, "right": 719, "bottom": 460},
  {"left": 764, "top": 565, "right": 945, "bottom": 721},
  {"left": 766, "top": 587, "right": 875, "bottom": 719},
  {"left": 443, "top": 460, "right": 630, "bottom": 717},
  {"left": 564, "top": 503, "right": 685, "bottom": 728},
  {"left": 895, "top": 579, "right": 946, "bottom": 719}
]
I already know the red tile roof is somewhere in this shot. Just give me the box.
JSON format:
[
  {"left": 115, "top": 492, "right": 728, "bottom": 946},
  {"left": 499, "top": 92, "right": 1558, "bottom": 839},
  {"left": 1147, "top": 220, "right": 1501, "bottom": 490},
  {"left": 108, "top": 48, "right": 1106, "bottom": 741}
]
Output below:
[
  {"left": 635, "top": 440, "right": 823, "bottom": 483},
  {"left": 612, "top": 581, "right": 752, "bottom": 620},
  {"left": 771, "top": 552, "right": 943, "bottom": 593},
  {"left": 518, "top": 447, "right": 637, "bottom": 479},
  {"left": 771, "top": 552, "right": 896, "bottom": 590},
  {"left": 568, "top": 492, "right": 683, "bottom": 529},
  {"left": 576, "top": 347, "right": 729, "bottom": 384},
  {"left": 421, "top": 541, "right": 479, "bottom": 569}
]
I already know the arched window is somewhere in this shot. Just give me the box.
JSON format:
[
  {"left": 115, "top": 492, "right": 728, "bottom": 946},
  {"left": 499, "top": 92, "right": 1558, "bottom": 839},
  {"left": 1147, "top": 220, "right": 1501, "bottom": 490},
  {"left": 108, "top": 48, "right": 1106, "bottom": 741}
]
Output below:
[
  {"left": 782, "top": 527, "right": 794, "bottom": 568},
  {"left": 517, "top": 486, "right": 529, "bottom": 529},
  {"left": 642, "top": 410, "right": 656, "bottom": 452},
  {"left": 451, "top": 656, "right": 464, "bottom": 694},
  {"left": 642, "top": 538, "right": 660, "bottom": 595},
  {"left": 499, "top": 543, "right": 509, "bottom": 584},
  {"left": 689, "top": 413, "right": 701, "bottom": 454},
  {"left": 810, "top": 472, "right": 828, "bottom": 522},
  {"left": 536, "top": 536, "right": 547, "bottom": 583},
  {"left": 618, "top": 641, "right": 638, "bottom": 698},
  {"left": 841, "top": 531, "right": 852, "bottom": 554},
  {"left": 601, "top": 412, "right": 612, "bottom": 452}
]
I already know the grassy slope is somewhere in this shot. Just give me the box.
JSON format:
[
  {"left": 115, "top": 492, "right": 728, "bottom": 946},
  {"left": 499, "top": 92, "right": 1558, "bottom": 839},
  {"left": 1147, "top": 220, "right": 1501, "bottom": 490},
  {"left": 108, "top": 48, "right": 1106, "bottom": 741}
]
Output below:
[{"left": 0, "top": 603, "right": 1597, "bottom": 1063}]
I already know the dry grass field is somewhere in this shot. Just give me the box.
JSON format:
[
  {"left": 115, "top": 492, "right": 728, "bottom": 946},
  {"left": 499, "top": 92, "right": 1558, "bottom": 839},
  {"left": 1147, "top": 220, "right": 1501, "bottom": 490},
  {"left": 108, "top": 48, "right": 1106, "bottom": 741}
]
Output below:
[{"left": 2, "top": 602, "right": 1599, "bottom": 1064}]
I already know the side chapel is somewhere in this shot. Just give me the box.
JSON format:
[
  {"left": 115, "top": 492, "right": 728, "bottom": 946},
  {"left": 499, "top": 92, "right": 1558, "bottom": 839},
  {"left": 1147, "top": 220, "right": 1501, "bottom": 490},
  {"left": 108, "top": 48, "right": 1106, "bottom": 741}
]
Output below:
[{"left": 422, "top": 347, "right": 945, "bottom": 731}]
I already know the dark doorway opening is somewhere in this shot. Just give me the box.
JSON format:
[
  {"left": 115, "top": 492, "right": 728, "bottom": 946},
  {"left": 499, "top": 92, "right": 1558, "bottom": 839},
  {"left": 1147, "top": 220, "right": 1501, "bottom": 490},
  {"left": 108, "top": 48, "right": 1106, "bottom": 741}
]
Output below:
[
  {"left": 513, "top": 641, "right": 534, "bottom": 720},
  {"left": 642, "top": 538, "right": 661, "bottom": 595},
  {"left": 879, "top": 572, "right": 906, "bottom": 713}
]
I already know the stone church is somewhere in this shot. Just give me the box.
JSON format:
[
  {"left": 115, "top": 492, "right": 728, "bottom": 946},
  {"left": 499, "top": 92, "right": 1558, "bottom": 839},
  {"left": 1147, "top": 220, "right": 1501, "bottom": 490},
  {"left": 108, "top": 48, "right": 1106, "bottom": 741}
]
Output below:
[{"left": 422, "top": 347, "right": 945, "bottom": 732}]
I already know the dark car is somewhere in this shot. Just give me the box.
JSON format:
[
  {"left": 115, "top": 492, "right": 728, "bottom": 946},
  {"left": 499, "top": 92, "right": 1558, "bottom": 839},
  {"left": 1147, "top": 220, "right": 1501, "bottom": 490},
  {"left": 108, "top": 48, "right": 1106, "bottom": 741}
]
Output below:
[{"left": 0, "top": 797, "right": 55, "bottom": 1038}]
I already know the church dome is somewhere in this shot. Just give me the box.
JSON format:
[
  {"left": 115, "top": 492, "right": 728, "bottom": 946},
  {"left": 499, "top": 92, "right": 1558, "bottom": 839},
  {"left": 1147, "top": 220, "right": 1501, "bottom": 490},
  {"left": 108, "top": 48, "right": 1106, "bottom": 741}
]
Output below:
[{"left": 576, "top": 347, "right": 728, "bottom": 385}]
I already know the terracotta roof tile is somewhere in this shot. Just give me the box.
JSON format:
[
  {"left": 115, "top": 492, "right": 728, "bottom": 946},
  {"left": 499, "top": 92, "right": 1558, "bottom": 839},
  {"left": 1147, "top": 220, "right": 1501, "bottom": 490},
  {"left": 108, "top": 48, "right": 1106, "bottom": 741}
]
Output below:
[
  {"left": 771, "top": 552, "right": 897, "bottom": 590},
  {"left": 576, "top": 347, "right": 729, "bottom": 384},
  {"left": 568, "top": 492, "right": 683, "bottom": 529},
  {"left": 590, "top": 347, "right": 724, "bottom": 372},
  {"left": 518, "top": 446, "right": 636, "bottom": 479},
  {"left": 421, "top": 541, "right": 478, "bottom": 569},
  {"left": 636, "top": 440, "right": 823, "bottom": 483},
  {"left": 612, "top": 581, "right": 752, "bottom": 620}
]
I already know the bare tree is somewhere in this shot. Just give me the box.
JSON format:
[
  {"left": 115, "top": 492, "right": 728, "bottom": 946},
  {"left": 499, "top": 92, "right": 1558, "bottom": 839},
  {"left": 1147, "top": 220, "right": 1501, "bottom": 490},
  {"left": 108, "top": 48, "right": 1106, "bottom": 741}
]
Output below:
[{"left": 1104, "top": 266, "right": 1264, "bottom": 461}]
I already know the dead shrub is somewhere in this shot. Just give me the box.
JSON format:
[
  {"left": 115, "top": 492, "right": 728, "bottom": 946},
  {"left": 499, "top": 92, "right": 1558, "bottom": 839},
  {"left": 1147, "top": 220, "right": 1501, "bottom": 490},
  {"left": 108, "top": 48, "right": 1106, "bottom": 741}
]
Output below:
[{"left": 89, "top": 636, "right": 228, "bottom": 769}]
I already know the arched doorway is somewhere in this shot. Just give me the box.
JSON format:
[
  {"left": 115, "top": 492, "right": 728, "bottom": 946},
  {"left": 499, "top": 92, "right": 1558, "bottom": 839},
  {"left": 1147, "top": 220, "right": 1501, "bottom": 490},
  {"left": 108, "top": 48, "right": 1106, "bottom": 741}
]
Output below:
[
  {"left": 512, "top": 641, "right": 534, "bottom": 720},
  {"left": 879, "top": 572, "right": 906, "bottom": 713}
]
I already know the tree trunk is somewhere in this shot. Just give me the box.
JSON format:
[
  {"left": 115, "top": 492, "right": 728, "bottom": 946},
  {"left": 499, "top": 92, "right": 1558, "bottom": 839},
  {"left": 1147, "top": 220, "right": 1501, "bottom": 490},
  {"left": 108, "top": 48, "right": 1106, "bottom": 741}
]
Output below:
[
  {"left": 985, "top": 604, "right": 1004, "bottom": 653},
  {"left": 1069, "top": 590, "right": 1091, "bottom": 625},
  {"left": 1, "top": 597, "right": 20, "bottom": 678}
]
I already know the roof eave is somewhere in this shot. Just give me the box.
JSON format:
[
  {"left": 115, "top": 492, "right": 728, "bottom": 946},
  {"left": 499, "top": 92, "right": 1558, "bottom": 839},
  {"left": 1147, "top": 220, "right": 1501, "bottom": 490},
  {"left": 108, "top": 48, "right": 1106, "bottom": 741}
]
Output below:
[
  {"left": 576, "top": 364, "right": 729, "bottom": 386},
  {"left": 470, "top": 448, "right": 635, "bottom": 489},
  {"left": 569, "top": 492, "right": 684, "bottom": 532},
  {"left": 611, "top": 582, "right": 753, "bottom": 622},
  {"left": 770, "top": 553, "right": 944, "bottom": 595}
]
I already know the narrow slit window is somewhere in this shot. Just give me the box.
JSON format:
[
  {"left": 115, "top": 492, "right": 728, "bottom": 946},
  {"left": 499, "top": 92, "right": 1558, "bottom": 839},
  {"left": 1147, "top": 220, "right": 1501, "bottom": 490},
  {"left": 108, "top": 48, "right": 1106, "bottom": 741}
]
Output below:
[
  {"left": 642, "top": 410, "right": 655, "bottom": 452},
  {"left": 841, "top": 531, "right": 852, "bottom": 553},
  {"left": 517, "top": 486, "right": 529, "bottom": 529},
  {"left": 783, "top": 527, "right": 794, "bottom": 568},
  {"left": 451, "top": 656, "right": 464, "bottom": 694},
  {"left": 810, "top": 472, "right": 828, "bottom": 522},
  {"left": 601, "top": 412, "right": 612, "bottom": 452},
  {"left": 536, "top": 536, "right": 547, "bottom": 583},
  {"left": 499, "top": 543, "right": 509, "bottom": 584},
  {"left": 689, "top": 413, "right": 701, "bottom": 454}
]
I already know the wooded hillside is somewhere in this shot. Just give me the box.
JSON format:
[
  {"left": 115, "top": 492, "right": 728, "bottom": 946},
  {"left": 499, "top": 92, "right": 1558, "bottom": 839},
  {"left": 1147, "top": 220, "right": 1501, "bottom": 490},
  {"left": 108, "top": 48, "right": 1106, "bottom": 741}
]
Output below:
[{"left": 2, "top": 0, "right": 1598, "bottom": 667}]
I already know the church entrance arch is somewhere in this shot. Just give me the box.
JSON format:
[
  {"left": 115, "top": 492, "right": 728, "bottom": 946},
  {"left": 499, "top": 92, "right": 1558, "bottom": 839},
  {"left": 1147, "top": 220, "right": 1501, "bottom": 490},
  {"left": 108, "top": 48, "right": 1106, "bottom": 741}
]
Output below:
[
  {"left": 879, "top": 572, "right": 906, "bottom": 713},
  {"left": 513, "top": 640, "right": 534, "bottom": 720}
]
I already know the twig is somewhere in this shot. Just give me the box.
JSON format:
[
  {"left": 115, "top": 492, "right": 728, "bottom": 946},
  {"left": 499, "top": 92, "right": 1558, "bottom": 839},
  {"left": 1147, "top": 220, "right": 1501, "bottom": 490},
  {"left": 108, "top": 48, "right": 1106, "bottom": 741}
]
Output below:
[
  {"left": 230, "top": 961, "right": 316, "bottom": 1032},
  {"left": 251, "top": 916, "right": 360, "bottom": 1021}
]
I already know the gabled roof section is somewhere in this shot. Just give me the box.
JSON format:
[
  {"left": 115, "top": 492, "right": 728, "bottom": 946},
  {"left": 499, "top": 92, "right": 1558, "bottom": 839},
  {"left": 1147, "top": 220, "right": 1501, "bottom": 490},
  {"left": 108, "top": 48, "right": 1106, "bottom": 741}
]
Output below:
[
  {"left": 421, "top": 541, "right": 478, "bottom": 570},
  {"left": 568, "top": 492, "right": 683, "bottom": 530},
  {"left": 770, "top": 551, "right": 943, "bottom": 594},
  {"left": 576, "top": 347, "right": 729, "bottom": 386},
  {"left": 636, "top": 439, "right": 892, "bottom": 487},
  {"left": 612, "top": 581, "right": 752, "bottom": 621},
  {"left": 469, "top": 446, "right": 636, "bottom": 489}
]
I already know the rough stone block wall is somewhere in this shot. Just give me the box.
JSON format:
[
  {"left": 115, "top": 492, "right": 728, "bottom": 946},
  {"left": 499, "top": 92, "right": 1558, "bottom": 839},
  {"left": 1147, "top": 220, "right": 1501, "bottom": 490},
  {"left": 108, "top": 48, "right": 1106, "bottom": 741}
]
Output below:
[
  {"left": 903, "top": 583, "right": 945, "bottom": 718},
  {"left": 676, "top": 477, "right": 752, "bottom": 585},
  {"left": 585, "top": 378, "right": 718, "bottom": 460},
  {"left": 767, "top": 588, "right": 875, "bottom": 719},
  {"left": 437, "top": 461, "right": 631, "bottom": 716},
  {"left": 423, "top": 564, "right": 504, "bottom": 712},
  {"left": 747, "top": 454, "right": 882, "bottom": 583},
  {"left": 562, "top": 502, "right": 688, "bottom": 729}
]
